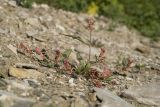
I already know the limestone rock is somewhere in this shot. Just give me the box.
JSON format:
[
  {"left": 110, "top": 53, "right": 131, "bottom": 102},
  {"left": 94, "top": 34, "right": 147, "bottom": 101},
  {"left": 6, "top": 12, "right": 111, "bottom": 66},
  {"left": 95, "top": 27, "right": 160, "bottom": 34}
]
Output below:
[
  {"left": 9, "top": 67, "right": 43, "bottom": 79},
  {"left": 25, "top": 18, "right": 40, "bottom": 27},
  {"left": 94, "top": 87, "right": 134, "bottom": 107},
  {"left": 121, "top": 82, "right": 160, "bottom": 106},
  {"left": 0, "top": 90, "right": 36, "bottom": 107}
]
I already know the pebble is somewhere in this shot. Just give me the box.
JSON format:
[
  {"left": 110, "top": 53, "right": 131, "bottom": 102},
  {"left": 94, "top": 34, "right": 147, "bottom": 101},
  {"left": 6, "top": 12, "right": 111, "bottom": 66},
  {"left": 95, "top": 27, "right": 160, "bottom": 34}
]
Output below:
[
  {"left": 69, "top": 78, "right": 76, "bottom": 87},
  {"left": 126, "top": 77, "right": 133, "bottom": 81},
  {"left": 25, "top": 18, "right": 40, "bottom": 27}
]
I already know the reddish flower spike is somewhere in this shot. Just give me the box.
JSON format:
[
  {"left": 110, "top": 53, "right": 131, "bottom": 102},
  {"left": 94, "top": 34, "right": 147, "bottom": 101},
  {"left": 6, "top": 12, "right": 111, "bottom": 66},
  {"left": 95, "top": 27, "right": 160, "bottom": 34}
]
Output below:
[
  {"left": 64, "top": 59, "right": 72, "bottom": 74},
  {"left": 54, "top": 49, "right": 61, "bottom": 64},
  {"left": 35, "top": 47, "right": 42, "bottom": 55},
  {"left": 101, "top": 68, "right": 112, "bottom": 79},
  {"left": 92, "top": 79, "right": 102, "bottom": 88},
  {"left": 87, "top": 18, "right": 95, "bottom": 31}
]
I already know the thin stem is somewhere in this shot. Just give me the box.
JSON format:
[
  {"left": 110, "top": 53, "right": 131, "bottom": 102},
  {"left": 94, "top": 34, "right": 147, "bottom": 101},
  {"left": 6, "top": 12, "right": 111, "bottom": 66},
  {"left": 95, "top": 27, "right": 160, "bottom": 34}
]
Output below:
[{"left": 89, "top": 30, "right": 92, "bottom": 62}]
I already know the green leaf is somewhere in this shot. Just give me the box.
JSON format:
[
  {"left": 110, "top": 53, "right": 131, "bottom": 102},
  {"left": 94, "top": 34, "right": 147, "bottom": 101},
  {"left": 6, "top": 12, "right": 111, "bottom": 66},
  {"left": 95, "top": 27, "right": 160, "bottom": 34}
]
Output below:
[
  {"left": 62, "top": 49, "right": 72, "bottom": 59},
  {"left": 75, "top": 61, "right": 91, "bottom": 75},
  {"left": 77, "top": 52, "right": 83, "bottom": 61}
]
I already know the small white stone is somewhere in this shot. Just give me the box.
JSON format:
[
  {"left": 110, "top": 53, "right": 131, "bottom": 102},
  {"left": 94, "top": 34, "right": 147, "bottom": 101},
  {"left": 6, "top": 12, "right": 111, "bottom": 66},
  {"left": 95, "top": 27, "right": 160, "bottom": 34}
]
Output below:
[
  {"left": 126, "top": 77, "right": 133, "bottom": 81},
  {"left": 69, "top": 78, "right": 76, "bottom": 86},
  {"left": 59, "top": 81, "right": 64, "bottom": 85},
  {"left": 56, "top": 24, "right": 65, "bottom": 32},
  {"left": 69, "top": 78, "right": 74, "bottom": 84}
]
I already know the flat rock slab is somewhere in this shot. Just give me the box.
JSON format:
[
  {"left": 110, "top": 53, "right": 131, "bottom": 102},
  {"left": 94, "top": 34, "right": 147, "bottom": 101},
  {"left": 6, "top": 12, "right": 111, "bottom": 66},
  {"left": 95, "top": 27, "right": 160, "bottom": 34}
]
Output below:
[
  {"left": 0, "top": 90, "right": 35, "bottom": 107},
  {"left": 121, "top": 82, "right": 160, "bottom": 106},
  {"left": 9, "top": 67, "right": 43, "bottom": 79},
  {"left": 94, "top": 87, "right": 134, "bottom": 107}
]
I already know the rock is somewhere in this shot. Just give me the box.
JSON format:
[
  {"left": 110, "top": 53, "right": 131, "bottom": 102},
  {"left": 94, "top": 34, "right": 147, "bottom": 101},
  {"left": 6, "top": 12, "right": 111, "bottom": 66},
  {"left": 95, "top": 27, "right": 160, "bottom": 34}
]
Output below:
[
  {"left": 25, "top": 18, "right": 40, "bottom": 27},
  {"left": 9, "top": 27, "right": 16, "bottom": 36},
  {"left": 7, "top": 44, "right": 17, "bottom": 55},
  {"left": 24, "top": 79, "right": 40, "bottom": 88},
  {"left": 56, "top": 24, "right": 65, "bottom": 32},
  {"left": 5, "top": 79, "right": 32, "bottom": 90},
  {"left": 69, "top": 78, "right": 76, "bottom": 86},
  {"left": 151, "top": 41, "right": 160, "bottom": 49},
  {"left": 18, "top": 11, "right": 29, "bottom": 19},
  {"left": 26, "top": 30, "right": 38, "bottom": 37},
  {"left": 39, "top": 14, "right": 53, "bottom": 22},
  {"left": 52, "top": 96, "right": 70, "bottom": 107},
  {"left": 88, "top": 92, "right": 97, "bottom": 102},
  {"left": 73, "top": 96, "right": 89, "bottom": 107},
  {"left": 40, "top": 4, "right": 49, "bottom": 10},
  {"left": 135, "top": 45, "right": 150, "bottom": 54},
  {"left": 9, "top": 67, "right": 43, "bottom": 79},
  {"left": 0, "top": 78, "right": 8, "bottom": 89},
  {"left": 0, "top": 90, "right": 35, "bottom": 107},
  {"left": 69, "top": 49, "right": 79, "bottom": 65},
  {"left": 32, "top": 102, "right": 50, "bottom": 107},
  {"left": 7, "top": 0, "right": 17, "bottom": 7},
  {"left": 125, "top": 77, "right": 133, "bottom": 81},
  {"left": 121, "top": 82, "right": 160, "bottom": 106},
  {"left": 0, "top": 65, "right": 8, "bottom": 78},
  {"left": 15, "top": 63, "right": 39, "bottom": 70},
  {"left": 94, "top": 87, "right": 134, "bottom": 107},
  {"left": 0, "top": 28, "right": 7, "bottom": 34}
]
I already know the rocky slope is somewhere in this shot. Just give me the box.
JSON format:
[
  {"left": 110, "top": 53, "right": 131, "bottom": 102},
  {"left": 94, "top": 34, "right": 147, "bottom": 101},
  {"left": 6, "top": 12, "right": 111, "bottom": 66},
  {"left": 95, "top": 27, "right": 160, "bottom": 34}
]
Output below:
[{"left": 0, "top": 0, "right": 160, "bottom": 107}]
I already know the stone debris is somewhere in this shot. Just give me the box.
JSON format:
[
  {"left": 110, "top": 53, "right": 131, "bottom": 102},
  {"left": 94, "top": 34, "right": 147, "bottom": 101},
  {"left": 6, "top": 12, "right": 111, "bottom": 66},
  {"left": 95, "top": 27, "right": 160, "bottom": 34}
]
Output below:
[{"left": 0, "top": 0, "right": 159, "bottom": 107}]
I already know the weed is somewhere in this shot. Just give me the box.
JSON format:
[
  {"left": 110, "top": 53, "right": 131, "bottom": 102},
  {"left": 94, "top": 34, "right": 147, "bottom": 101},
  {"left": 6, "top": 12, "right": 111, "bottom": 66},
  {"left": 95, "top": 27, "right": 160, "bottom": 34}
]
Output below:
[
  {"left": 63, "top": 59, "right": 73, "bottom": 74},
  {"left": 116, "top": 54, "right": 133, "bottom": 72},
  {"left": 87, "top": 18, "right": 95, "bottom": 62},
  {"left": 75, "top": 61, "right": 91, "bottom": 75},
  {"left": 54, "top": 49, "right": 61, "bottom": 65},
  {"left": 95, "top": 47, "right": 106, "bottom": 63}
]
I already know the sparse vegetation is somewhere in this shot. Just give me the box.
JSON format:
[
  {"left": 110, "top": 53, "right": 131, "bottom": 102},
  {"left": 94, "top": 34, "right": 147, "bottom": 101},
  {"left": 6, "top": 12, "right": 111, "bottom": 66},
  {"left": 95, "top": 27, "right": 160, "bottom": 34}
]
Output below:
[{"left": 15, "top": 18, "right": 114, "bottom": 87}]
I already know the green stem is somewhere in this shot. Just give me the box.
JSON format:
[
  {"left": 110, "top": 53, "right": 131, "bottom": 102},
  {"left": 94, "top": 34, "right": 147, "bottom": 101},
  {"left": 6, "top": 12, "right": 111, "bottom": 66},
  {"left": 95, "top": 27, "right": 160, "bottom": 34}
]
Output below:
[{"left": 89, "top": 30, "right": 92, "bottom": 62}]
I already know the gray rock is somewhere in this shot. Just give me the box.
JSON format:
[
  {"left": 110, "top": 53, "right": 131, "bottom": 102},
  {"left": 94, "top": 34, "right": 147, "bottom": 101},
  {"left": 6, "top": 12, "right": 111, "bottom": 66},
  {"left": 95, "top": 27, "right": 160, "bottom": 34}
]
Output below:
[
  {"left": 94, "top": 87, "right": 134, "bottom": 107},
  {"left": 18, "top": 11, "right": 29, "bottom": 19},
  {"left": 15, "top": 63, "right": 39, "bottom": 70},
  {"left": 24, "top": 79, "right": 40, "bottom": 88},
  {"left": 7, "top": 0, "right": 17, "bottom": 7},
  {"left": 72, "top": 96, "right": 89, "bottom": 107},
  {"left": 0, "top": 90, "right": 36, "bottom": 107},
  {"left": 0, "top": 28, "right": 7, "bottom": 34},
  {"left": 25, "top": 18, "right": 40, "bottom": 27},
  {"left": 0, "top": 79, "right": 7, "bottom": 89},
  {"left": 26, "top": 30, "right": 38, "bottom": 37},
  {"left": 5, "top": 79, "right": 32, "bottom": 90},
  {"left": 121, "top": 82, "right": 160, "bottom": 106}
]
